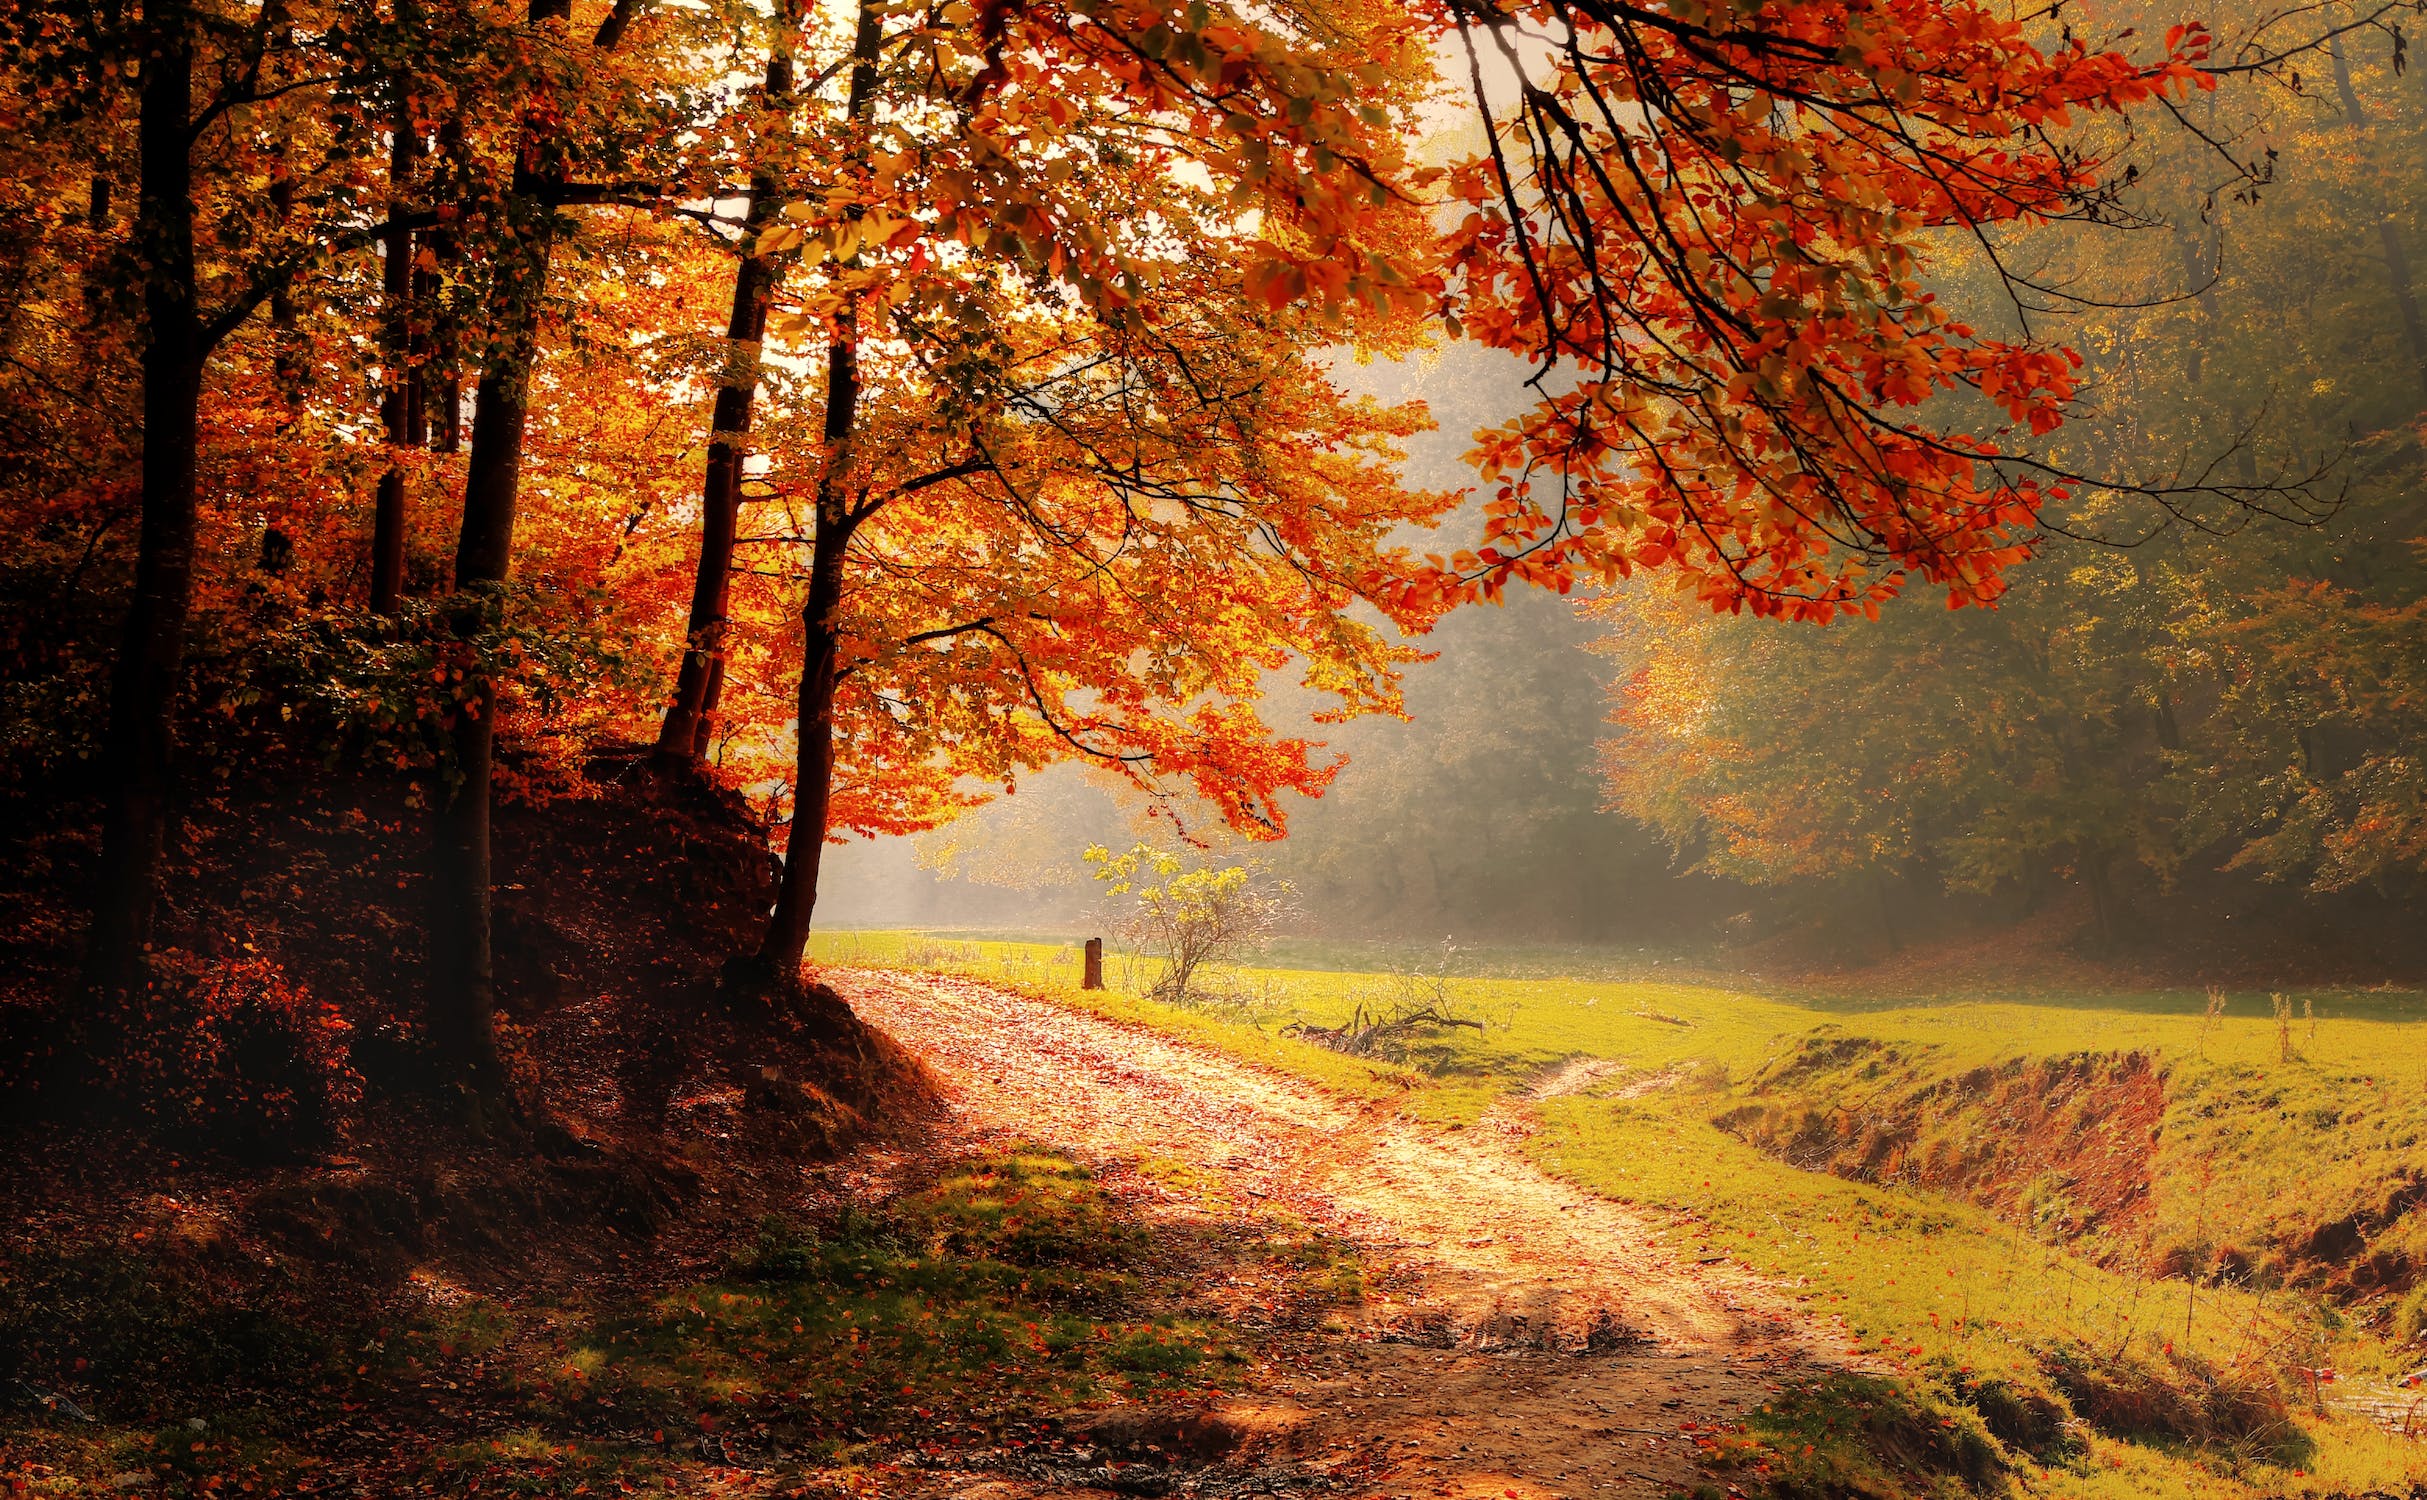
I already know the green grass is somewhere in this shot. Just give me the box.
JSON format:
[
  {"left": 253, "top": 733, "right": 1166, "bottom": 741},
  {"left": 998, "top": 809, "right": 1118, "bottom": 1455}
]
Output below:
[
  {"left": 816, "top": 930, "right": 2427, "bottom": 1500},
  {"left": 811, "top": 926, "right": 2427, "bottom": 1021}
]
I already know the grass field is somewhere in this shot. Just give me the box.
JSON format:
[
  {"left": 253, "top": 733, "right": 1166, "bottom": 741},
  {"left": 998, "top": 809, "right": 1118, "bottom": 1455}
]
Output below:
[
  {"left": 812, "top": 928, "right": 2427, "bottom": 1500},
  {"left": 847, "top": 928, "right": 2427, "bottom": 1022}
]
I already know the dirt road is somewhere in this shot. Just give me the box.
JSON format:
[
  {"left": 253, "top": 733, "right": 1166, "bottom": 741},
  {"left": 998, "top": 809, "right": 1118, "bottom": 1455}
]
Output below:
[{"left": 834, "top": 970, "right": 1844, "bottom": 1500}]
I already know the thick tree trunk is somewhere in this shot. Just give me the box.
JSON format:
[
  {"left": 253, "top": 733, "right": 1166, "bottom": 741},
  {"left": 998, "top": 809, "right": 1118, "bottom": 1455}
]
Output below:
[
  {"left": 371, "top": 86, "right": 417, "bottom": 617},
  {"left": 752, "top": 0, "right": 883, "bottom": 982},
  {"left": 655, "top": 15, "right": 798, "bottom": 769},
  {"left": 426, "top": 0, "right": 572, "bottom": 1101},
  {"left": 427, "top": 349, "right": 533, "bottom": 1101},
  {"left": 90, "top": 4, "right": 202, "bottom": 995}
]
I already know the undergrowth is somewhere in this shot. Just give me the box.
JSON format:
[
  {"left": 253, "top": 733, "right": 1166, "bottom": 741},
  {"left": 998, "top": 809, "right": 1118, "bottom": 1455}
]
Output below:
[{"left": 0, "top": 1148, "right": 1231, "bottom": 1496}]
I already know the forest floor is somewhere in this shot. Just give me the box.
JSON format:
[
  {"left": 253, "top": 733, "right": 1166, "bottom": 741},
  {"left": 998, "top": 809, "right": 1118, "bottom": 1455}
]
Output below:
[
  {"left": 0, "top": 961, "right": 1910, "bottom": 1500},
  {"left": 12, "top": 920, "right": 2425, "bottom": 1497},
  {"left": 832, "top": 967, "right": 1851, "bottom": 1500}
]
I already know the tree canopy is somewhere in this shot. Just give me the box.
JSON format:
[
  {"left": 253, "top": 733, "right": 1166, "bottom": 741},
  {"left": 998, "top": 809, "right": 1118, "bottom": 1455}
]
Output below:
[{"left": 0, "top": 0, "right": 2400, "bottom": 1090}]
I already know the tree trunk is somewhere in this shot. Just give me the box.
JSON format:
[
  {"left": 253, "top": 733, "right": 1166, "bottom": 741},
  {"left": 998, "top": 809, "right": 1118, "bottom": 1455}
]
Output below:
[
  {"left": 652, "top": 297, "right": 768, "bottom": 768},
  {"left": 2152, "top": 692, "right": 2182, "bottom": 753},
  {"left": 429, "top": 117, "right": 468, "bottom": 455},
  {"left": 754, "top": 0, "right": 882, "bottom": 981},
  {"left": 2083, "top": 849, "right": 2120, "bottom": 950},
  {"left": 371, "top": 84, "right": 417, "bottom": 617},
  {"left": 756, "top": 511, "right": 849, "bottom": 975},
  {"left": 653, "top": 14, "right": 797, "bottom": 767},
  {"left": 691, "top": 657, "right": 726, "bottom": 757},
  {"left": 2379, "top": 219, "right": 2427, "bottom": 403},
  {"left": 426, "top": 355, "right": 530, "bottom": 1101},
  {"left": 655, "top": 257, "right": 776, "bottom": 766},
  {"left": 2174, "top": 223, "right": 2212, "bottom": 388},
  {"left": 89, "top": 2, "right": 202, "bottom": 996},
  {"left": 1869, "top": 867, "right": 1902, "bottom": 955},
  {"left": 2328, "top": 23, "right": 2427, "bottom": 401},
  {"left": 426, "top": 0, "right": 572, "bottom": 1102},
  {"left": 2329, "top": 24, "right": 2367, "bottom": 123}
]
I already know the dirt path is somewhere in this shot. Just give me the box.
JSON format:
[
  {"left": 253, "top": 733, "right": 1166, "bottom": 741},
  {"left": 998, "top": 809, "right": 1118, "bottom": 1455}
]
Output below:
[{"left": 835, "top": 970, "right": 1846, "bottom": 1500}]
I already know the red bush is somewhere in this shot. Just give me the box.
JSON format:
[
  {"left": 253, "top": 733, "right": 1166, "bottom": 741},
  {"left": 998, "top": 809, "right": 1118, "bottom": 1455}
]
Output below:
[{"left": 108, "top": 952, "right": 363, "bottom": 1159}]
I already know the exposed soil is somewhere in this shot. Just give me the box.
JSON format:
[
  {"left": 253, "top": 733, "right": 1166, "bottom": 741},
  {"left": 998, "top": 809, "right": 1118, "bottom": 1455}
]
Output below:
[
  {"left": 1720, "top": 1042, "right": 2167, "bottom": 1251},
  {"left": 835, "top": 969, "right": 1857, "bottom": 1500}
]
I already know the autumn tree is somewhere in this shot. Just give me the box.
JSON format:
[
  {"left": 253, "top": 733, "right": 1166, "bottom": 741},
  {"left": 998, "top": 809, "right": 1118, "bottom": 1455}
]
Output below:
[
  {"left": 709, "top": 244, "right": 1453, "bottom": 982},
  {"left": 416, "top": 0, "right": 730, "bottom": 1098},
  {"left": 1403, "top": 0, "right": 2409, "bottom": 622},
  {"left": 1587, "top": 0, "right": 2427, "bottom": 940},
  {"left": 606, "top": 0, "right": 1455, "bottom": 989},
  {"left": 649, "top": 0, "right": 808, "bottom": 769},
  {"left": 0, "top": 0, "right": 434, "bottom": 996}
]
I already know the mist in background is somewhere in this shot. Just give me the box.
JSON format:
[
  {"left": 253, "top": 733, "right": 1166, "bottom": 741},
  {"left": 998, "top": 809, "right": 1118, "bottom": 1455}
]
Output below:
[{"left": 815, "top": 38, "right": 2427, "bottom": 988}]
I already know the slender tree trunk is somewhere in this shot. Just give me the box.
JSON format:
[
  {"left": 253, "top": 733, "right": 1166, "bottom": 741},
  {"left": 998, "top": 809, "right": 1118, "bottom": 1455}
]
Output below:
[
  {"left": 655, "top": 9, "right": 799, "bottom": 769},
  {"left": 2152, "top": 692, "right": 2182, "bottom": 753},
  {"left": 756, "top": 512, "right": 850, "bottom": 974},
  {"left": 268, "top": 190, "right": 304, "bottom": 407},
  {"left": 90, "top": 2, "right": 202, "bottom": 995},
  {"left": 2328, "top": 24, "right": 2427, "bottom": 401},
  {"left": 754, "top": 0, "right": 882, "bottom": 981},
  {"left": 371, "top": 85, "right": 418, "bottom": 616},
  {"left": 2083, "top": 849, "right": 2120, "bottom": 949},
  {"left": 2329, "top": 24, "right": 2368, "bottom": 123},
  {"left": 426, "top": 0, "right": 573, "bottom": 1101},
  {"left": 2378, "top": 220, "right": 2427, "bottom": 402},
  {"left": 430, "top": 117, "right": 468, "bottom": 455},
  {"left": 1869, "top": 867, "right": 1902, "bottom": 955},
  {"left": 2174, "top": 223, "right": 2215, "bottom": 387}
]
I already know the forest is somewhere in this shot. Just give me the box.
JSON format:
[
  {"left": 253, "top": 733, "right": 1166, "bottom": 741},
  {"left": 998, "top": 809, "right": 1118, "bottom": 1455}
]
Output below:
[
  {"left": 816, "top": 13, "right": 2427, "bottom": 969},
  {"left": 2, "top": 0, "right": 2425, "bottom": 1492}
]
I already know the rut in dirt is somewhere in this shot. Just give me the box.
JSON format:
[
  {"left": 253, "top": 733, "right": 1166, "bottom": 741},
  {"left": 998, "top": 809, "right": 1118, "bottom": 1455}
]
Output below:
[{"left": 833, "top": 969, "right": 1822, "bottom": 1360}]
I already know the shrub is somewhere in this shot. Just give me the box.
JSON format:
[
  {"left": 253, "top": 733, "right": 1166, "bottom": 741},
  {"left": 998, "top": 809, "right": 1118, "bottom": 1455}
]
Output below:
[
  {"left": 103, "top": 951, "right": 362, "bottom": 1159},
  {"left": 1085, "top": 842, "right": 1289, "bottom": 1006}
]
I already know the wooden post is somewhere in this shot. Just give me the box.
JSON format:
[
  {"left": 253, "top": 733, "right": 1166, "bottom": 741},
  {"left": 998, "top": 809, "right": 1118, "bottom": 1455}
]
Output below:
[{"left": 1082, "top": 937, "right": 1104, "bottom": 991}]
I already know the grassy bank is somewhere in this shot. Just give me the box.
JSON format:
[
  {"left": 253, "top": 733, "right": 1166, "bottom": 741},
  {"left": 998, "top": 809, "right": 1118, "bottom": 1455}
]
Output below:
[{"left": 815, "top": 930, "right": 2427, "bottom": 1500}]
